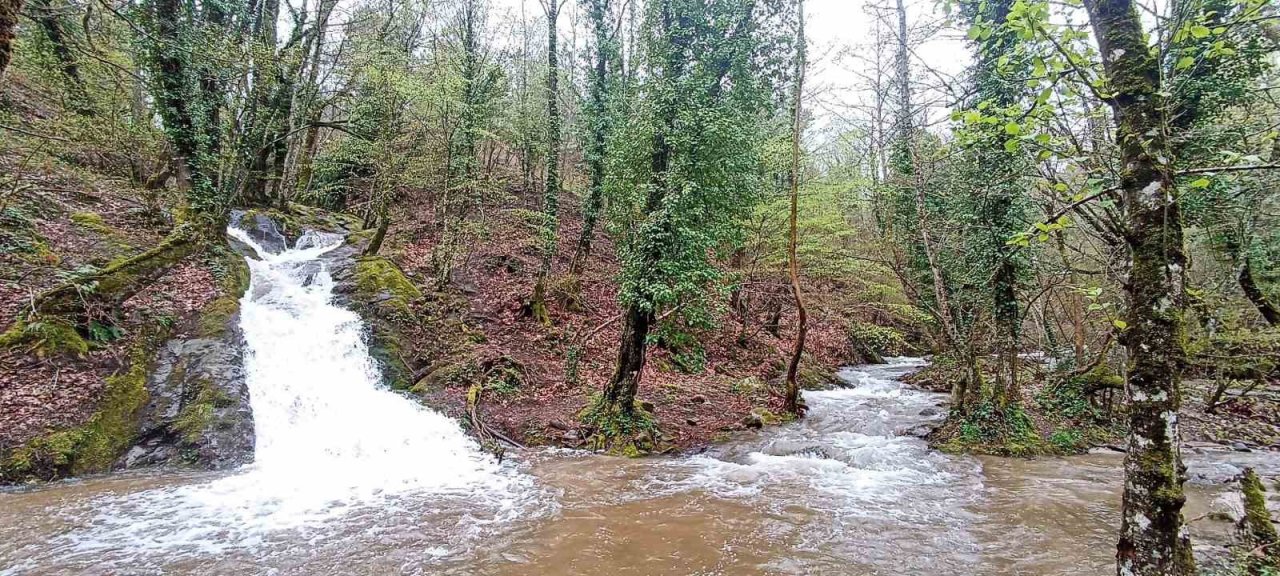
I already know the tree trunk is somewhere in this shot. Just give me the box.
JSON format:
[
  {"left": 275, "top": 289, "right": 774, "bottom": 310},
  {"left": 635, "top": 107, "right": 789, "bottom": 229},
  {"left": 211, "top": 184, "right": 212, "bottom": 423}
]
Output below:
[
  {"left": 602, "top": 303, "right": 653, "bottom": 416},
  {"left": 31, "top": 0, "right": 91, "bottom": 114},
  {"left": 600, "top": 0, "right": 679, "bottom": 421},
  {"left": 571, "top": 0, "right": 611, "bottom": 275},
  {"left": 0, "top": 0, "right": 19, "bottom": 80},
  {"left": 782, "top": 0, "right": 807, "bottom": 416},
  {"left": 529, "top": 0, "right": 561, "bottom": 325},
  {"left": 1239, "top": 259, "right": 1280, "bottom": 326},
  {"left": 364, "top": 211, "right": 390, "bottom": 257},
  {"left": 1083, "top": 0, "right": 1195, "bottom": 573}
]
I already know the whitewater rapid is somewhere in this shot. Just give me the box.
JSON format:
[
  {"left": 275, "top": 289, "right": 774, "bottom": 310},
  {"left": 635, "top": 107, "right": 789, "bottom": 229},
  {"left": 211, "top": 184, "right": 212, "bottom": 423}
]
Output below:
[{"left": 4, "top": 226, "right": 538, "bottom": 569}]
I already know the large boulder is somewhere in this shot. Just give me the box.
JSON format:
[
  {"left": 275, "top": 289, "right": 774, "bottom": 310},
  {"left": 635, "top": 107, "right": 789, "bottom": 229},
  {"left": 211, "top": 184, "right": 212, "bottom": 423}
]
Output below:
[{"left": 124, "top": 331, "right": 254, "bottom": 469}]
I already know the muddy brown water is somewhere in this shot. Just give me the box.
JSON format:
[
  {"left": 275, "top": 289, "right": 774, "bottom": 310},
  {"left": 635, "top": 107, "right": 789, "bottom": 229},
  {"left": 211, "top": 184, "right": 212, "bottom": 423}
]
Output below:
[{"left": 2, "top": 358, "right": 1276, "bottom": 576}]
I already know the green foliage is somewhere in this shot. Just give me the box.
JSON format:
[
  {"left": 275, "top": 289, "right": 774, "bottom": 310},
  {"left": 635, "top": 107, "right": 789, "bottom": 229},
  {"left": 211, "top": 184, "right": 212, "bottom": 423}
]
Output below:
[
  {"left": 605, "top": 0, "right": 781, "bottom": 318},
  {"left": 942, "top": 400, "right": 1045, "bottom": 456},
  {"left": 1049, "top": 428, "right": 1084, "bottom": 452},
  {"left": 652, "top": 322, "right": 707, "bottom": 374},
  {"left": 580, "top": 394, "right": 660, "bottom": 456},
  {"left": 848, "top": 322, "right": 909, "bottom": 357}
]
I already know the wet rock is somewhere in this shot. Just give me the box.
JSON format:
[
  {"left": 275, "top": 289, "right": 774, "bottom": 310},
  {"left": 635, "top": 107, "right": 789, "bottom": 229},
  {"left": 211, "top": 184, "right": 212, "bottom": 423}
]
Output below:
[
  {"left": 792, "top": 446, "right": 831, "bottom": 459},
  {"left": 562, "top": 430, "right": 581, "bottom": 442},
  {"left": 127, "top": 330, "right": 255, "bottom": 470},
  {"left": 1233, "top": 442, "right": 1253, "bottom": 452},
  {"left": 230, "top": 210, "right": 288, "bottom": 255},
  {"left": 905, "top": 425, "right": 934, "bottom": 439},
  {"left": 918, "top": 407, "right": 940, "bottom": 417},
  {"left": 742, "top": 413, "right": 764, "bottom": 429}
]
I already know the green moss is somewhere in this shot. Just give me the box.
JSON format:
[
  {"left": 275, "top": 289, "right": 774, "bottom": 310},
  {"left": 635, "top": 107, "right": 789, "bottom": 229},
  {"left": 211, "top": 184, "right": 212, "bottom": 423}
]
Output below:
[
  {"left": 579, "top": 396, "right": 661, "bottom": 457},
  {"left": 70, "top": 211, "right": 113, "bottom": 235},
  {"left": 1, "top": 327, "right": 169, "bottom": 483},
  {"left": 934, "top": 402, "right": 1050, "bottom": 457},
  {"left": 353, "top": 256, "right": 422, "bottom": 316},
  {"left": 197, "top": 297, "right": 240, "bottom": 338},
  {"left": 0, "top": 319, "right": 89, "bottom": 357},
  {"left": 172, "top": 381, "right": 232, "bottom": 445},
  {"left": 369, "top": 323, "right": 413, "bottom": 390}
]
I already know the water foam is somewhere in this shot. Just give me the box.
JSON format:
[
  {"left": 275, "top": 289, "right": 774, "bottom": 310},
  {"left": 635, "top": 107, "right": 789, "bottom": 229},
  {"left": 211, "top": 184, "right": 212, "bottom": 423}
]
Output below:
[
  {"left": 656, "top": 358, "right": 982, "bottom": 517},
  {"left": 44, "top": 226, "right": 538, "bottom": 562}
]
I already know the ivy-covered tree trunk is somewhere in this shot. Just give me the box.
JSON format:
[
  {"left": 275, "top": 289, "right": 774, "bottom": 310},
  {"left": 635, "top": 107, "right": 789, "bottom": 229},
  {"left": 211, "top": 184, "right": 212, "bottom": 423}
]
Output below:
[
  {"left": 961, "top": 0, "right": 1030, "bottom": 409},
  {"left": 144, "top": 0, "right": 229, "bottom": 224},
  {"left": 31, "top": 0, "right": 91, "bottom": 114},
  {"left": 529, "top": 0, "right": 561, "bottom": 325},
  {"left": 570, "top": 0, "right": 612, "bottom": 275},
  {"left": 1083, "top": 0, "right": 1195, "bottom": 573},
  {"left": 0, "top": 0, "right": 18, "bottom": 80}
]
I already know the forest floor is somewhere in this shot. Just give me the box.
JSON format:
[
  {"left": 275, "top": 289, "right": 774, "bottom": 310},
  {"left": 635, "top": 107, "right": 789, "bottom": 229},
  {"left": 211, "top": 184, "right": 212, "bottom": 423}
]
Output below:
[
  {"left": 0, "top": 125, "right": 222, "bottom": 453},
  {"left": 383, "top": 195, "right": 853, "bottom": 451}
]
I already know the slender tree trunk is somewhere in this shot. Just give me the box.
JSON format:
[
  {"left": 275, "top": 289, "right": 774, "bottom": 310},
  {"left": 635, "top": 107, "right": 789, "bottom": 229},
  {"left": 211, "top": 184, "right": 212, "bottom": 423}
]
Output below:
[
  {"left": 292, "top": 0, "right": 338, "bottom": 197},
  {"left": 782, "top": 0, "right": 807, "bottom": 416},
  {"left": 1083, "top": 0, "right": 1195, "bottom": 573},
  {"left": 1239, "top": 259, "right": 1280, "bottom": 326},
  {"left": 364, "top": 208, "right": 390, "bottom": 257},
  {"left": 570, "top": 0, "right": 611, "bottom": 275},
  {"left": 0, "top": 0, "right": 19, "bottom": 80},
  {"left": 529, "top": 0, "right": 561, "bottom": 325}
]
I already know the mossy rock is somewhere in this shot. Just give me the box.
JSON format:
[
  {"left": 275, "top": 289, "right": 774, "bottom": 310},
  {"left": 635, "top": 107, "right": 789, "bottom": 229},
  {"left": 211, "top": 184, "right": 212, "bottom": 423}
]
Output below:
[
  {"left": 353, "top": 256, "right": 422, "bottom": 316},
  {"left": 0, "top": 318, "right": 89, "bottom": 357},
  {"left": 171, "top": 380, "right": 235, "bottom": 445},
  {"left": 69, "top": 211, "right": 113, "bottom": 235},
  {"left": 2, "top": 328, "right": 168, "bottom": 482},
  {"left": 579, "top": 397, "right": 662, "bottom": 457}
]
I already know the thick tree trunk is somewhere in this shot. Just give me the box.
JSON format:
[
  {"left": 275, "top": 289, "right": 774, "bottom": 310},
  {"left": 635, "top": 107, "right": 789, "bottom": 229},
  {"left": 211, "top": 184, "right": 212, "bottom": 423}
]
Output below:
[
  {"left": 602, "top": 303, "right": 653, "bottom": 416},
  {"left": 1239, "top": 259, "right": 1280, "bottom": 326},
  {"left": 1083, "top": 0, "right": 1195, "bottom": 573},
  {"left": 783, "top": 0, "right": 807, "bottom": 416}
]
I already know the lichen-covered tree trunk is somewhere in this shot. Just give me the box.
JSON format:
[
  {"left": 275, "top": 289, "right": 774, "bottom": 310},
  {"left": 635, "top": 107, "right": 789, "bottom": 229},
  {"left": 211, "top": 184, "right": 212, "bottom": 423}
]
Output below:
[
  {"left": 1082, "top": 0, "right": 1195, "bottom": 573},
  {"left": 0, "top": 0, "right": 18, "bottom": 80}
]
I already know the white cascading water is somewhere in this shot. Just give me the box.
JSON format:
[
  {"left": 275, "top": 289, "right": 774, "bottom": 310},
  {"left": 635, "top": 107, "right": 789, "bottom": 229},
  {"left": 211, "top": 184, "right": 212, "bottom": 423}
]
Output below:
[{"left": 48, "top": 227, "right": 537, "bottom": 562}]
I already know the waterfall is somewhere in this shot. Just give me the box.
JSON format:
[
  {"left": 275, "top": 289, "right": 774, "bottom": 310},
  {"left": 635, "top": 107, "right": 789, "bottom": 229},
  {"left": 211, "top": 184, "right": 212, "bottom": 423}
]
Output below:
[
  {"left": 228, "top": 227, "right": 501, "bottom": 495},
  {"left": 53, "top": 226, "right": 537, "bottom": 560}
]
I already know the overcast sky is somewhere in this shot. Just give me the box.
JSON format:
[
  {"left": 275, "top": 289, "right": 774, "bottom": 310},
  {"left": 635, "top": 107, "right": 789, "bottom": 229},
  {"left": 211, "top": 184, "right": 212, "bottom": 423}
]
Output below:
[{"left": 474, "top": 0, "right": 972, "bottom": 137}]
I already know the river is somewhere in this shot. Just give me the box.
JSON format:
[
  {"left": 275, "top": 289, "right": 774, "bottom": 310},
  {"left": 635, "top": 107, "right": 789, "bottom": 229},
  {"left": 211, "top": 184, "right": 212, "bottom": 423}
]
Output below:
[{"left": 1, "top": 231, "right": 1275, "bottom": 575}]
